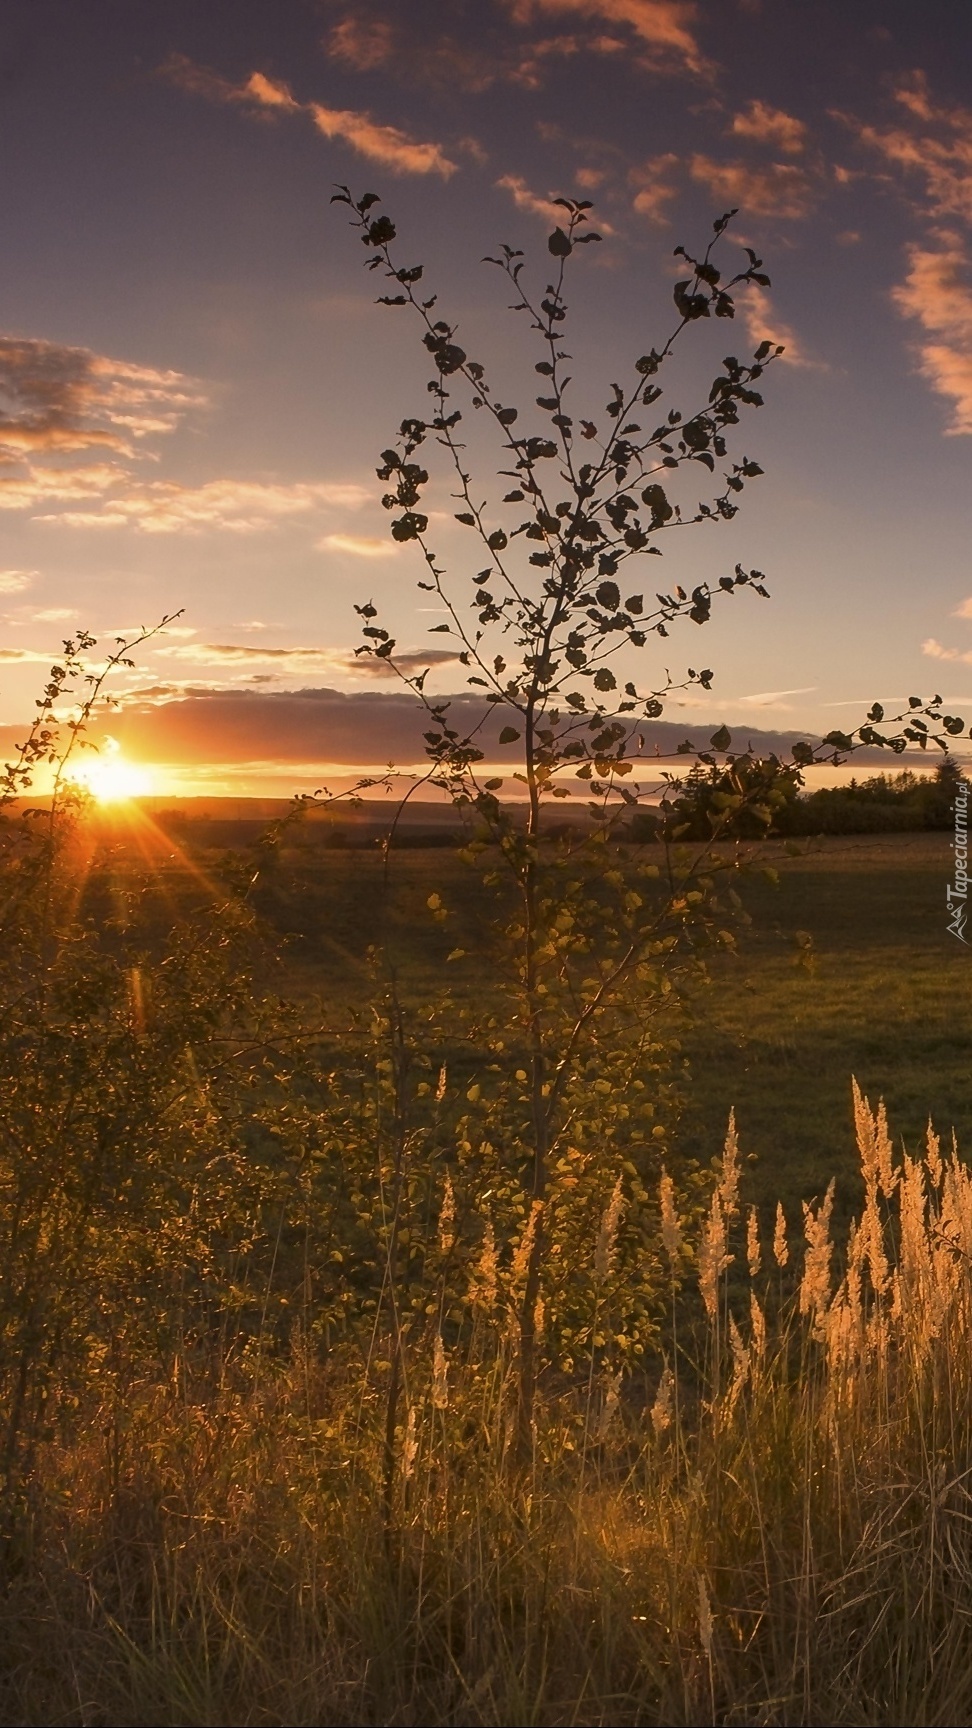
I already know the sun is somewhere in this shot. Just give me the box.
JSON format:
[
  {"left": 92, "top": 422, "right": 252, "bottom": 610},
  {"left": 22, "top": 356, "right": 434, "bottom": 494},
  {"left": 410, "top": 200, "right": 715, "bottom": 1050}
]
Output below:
[{"left": 68, "top": 741, "right": 154, "bottom": 804}]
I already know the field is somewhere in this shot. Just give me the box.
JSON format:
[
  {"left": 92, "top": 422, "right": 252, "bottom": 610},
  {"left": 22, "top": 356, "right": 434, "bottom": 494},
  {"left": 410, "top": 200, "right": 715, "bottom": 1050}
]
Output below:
[
  {"left": 181, "top": 815, "right": 967, "bottom": 1219},
  {"left": 3, "top": 806, "right": 972, "bottom": 1725}
]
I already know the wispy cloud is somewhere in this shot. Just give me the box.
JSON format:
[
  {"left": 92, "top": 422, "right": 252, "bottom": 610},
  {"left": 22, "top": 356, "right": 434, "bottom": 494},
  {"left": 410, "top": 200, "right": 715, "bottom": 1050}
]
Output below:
[
  {"left": 734, "top": 685, "right": 817, "bottom": 708},
  {"left": 504, "top": 0, "right": 707, "bottom": 76},
  {"left": 154, "top": 641, "right": 461, "bottom": 679},
  {"left": 0, "top": 569, "right": 36, "bottom": 593},
  {"left": 923, "top": 636, "right": 972, "bottom": 664},
  {"left": 730, "top": 100, "right": 807, "bottom": 155},
  {"left": 689, "top": 155, "right": 817, "bottom": 219},
  {"left": 845, "top": 72, "right": 972, "bottom": 224},
  {"left": 495, "top": 174, "right": 572, "bottom": 224},
  {"left": 318, "top": 532, "right": 398, "bottom": 557},
  {"left": 891, "top": 233, "right": 972, "bottom": 433},
  {"left": 737, "top": 284, "right": 820, "bottom": 368},
  {"left": 40, "top": 478, "right": 370, "bottom": 534},
  {"left": 164, "top": 51, "right": 457, "bottom": 177},
  {"left": 629, "top": 154, "right": 679, "bottom": 221},
  {"left": 0, "top": 336, "right": 206, "bottom": 462},
  {"left": 328, "top": 18, "right": 396, "bottom": 73},
  {"left": 954, "top": 597, "right": 972, "bottom": 620}
]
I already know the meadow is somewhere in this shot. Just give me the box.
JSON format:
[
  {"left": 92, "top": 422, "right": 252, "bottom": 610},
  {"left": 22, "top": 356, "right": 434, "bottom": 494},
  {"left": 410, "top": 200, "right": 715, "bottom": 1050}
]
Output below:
[{"left": 1, "top": 805, "right": 970, "bottom": 1726}]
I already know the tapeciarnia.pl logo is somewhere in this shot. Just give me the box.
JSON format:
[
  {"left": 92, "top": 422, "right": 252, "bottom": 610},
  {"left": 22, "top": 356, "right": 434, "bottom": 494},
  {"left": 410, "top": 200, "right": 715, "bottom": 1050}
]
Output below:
[{"left": 947, "top": 773, "right": 969, "bottom": 944}]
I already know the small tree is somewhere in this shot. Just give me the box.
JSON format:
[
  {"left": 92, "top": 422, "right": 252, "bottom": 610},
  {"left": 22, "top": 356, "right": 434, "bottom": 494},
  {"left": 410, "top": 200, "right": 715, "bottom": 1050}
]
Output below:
[{"left": 330, "top": 187, "right": 965, "bottom": 1454}]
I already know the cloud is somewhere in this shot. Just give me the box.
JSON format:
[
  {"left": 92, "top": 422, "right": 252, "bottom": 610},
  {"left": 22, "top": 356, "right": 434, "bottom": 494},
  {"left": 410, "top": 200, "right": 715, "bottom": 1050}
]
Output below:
[
  {"left": 0, "top": 336, "right": 206, "bottom": 462},
  {"left": 504, "top": 0, "right": 706, "bottom": 76},
  {"left": 496, "top": 173, "right": 616, "bottom": 233},
  {"left": 55, "top": 684, "right": 852, "bottom": 777},
  {"left": 318, "top": 532, "right": 398, "bottom": 557},
  {"left": 0, "top": 569, "right": 35, "bottom": 593},
  {"left": 36, "top": 478, "right": 370, "bottom": 533},
  {"left": 495, "top": 174, "right": 572, "bottom": 224},
  {"left": 923, "top": 636, "right": 972, "bottom": 664},
  {"left": 890, "top": 233, "right": 972, "bottom": 434},
  {"left": 309, "top": 103, "right": 456, "bottom": 177},
  {"left": 734, "top": 686, "right": 817, "bottom": 708},
  {"left": 629, "top": 153, "right": 679, "bottom": 221},
  {"left": 730, "top": 101, "right": 806, "bottom": 155},
  {"left": 737, "top": 284, "right": 819, "bottom": 368},
  {"left": 29, "top": 607, "right": 78, "bottom": 622},
  {"left": 689, "top": 155, "right": 816, "bottom": 219},
  {"left": 153, "top": 642, "right": 461, "bottom": 680},
  {"left": 954, "top": 597, "right": 972, "bottom": 620},
  {"left": 165, "top": 51, "right": 457, "bottom": 177},
  {"left": 327, "top": 18, "right": 396, "bottom": 72},
  {"left": 846, "top": 73, "right": 972, "bottom": 224}
]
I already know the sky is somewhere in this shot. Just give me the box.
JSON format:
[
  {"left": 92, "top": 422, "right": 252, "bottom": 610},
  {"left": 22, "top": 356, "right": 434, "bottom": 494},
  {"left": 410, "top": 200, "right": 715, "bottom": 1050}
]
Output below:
[{"left": 1, "top": 0, "right": 971, "bottom": 795}]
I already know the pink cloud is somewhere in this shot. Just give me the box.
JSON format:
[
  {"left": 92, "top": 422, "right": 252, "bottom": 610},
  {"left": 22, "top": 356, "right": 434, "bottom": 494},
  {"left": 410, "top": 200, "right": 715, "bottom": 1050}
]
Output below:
[
  {"left": 0, "top": 337, "right": 206, "bottom": 462},
  {"left": 164, "top": 52, "right": 457, "bottom": 177},
  {"left": 923, "top": 637, "right": 972, "bottom": 664},
  {"left": 892, "top": 233, "right": 972, "bottom": 433},
  {"left": 505, "top": 0, "right": 706, "bottom": 75},
  {"left": 40, "top": 478, "right": 370, "bottom": 534},
  {"left": 737, "top": 285, "right": 820, "bottom": 369},
  {"left": 846, "top": 73, "right": 972, "bottom": 223},
  {"left": 730, "top": 100, "right": 807, "bottom": 155},
  {"left": 310, "top": 105, "right": 456, "bottom": 178},
  {"left": 689, "top": 155, "right": 816, "bottom": 219},
  {"left": 630, "top": 153, "right": 679, "bottom": 221},
  {"left": 495, "top": 174, "right": 573, "bottom": 224},
  {"left": 327, "top": 19, "right": 396, "bottom": 72}
]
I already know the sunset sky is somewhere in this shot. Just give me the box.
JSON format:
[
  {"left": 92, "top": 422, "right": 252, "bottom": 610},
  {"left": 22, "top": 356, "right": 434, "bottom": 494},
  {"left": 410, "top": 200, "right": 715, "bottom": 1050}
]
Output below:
[{"left": 2, "top": 0, "right": 972, "bottom": 795}]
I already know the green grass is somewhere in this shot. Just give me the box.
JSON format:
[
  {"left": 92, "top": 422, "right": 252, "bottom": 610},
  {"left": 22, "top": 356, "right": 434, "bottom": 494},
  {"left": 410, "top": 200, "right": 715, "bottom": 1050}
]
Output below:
[
  {"left": 93, "top": 819, "right": 972, "bottom": 1222},
  {"left": 672, "top": 832, "right": 971, "bottom": 1221}
]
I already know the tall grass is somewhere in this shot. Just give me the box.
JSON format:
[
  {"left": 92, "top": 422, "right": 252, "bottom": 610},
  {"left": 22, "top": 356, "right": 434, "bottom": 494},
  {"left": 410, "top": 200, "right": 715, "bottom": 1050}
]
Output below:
[{"left": 3, "top": 1083, "right": 972, "bottom": 1725}]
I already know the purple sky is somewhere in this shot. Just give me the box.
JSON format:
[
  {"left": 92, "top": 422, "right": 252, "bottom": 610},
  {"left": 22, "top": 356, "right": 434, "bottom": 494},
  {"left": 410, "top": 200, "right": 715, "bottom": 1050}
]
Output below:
[{"left": 1, "top": 0, "right": 971, "bottom": 791}]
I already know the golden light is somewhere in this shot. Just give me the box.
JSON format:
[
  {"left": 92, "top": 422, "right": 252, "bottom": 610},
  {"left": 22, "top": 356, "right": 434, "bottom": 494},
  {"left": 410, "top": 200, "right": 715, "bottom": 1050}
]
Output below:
[{"left": 68, "top": 739, "right": 154, "bottom": 804}]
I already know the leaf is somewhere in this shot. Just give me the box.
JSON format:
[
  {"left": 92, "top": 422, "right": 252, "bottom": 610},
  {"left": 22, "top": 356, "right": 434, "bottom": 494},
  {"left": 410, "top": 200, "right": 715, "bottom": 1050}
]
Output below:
[
  {"left": 710, "top": 725, "right": 732, "bottom": 752},
  {"left": 499, "top": 726, "right": 521, "bottom": 745},
  {"left": 595, "top": 580, "right": 620, "bottom": 611},
  {"left": 593, "top": 669, "right": 617, "bottom": 692},
  {"left": 548, "top": 227, "right": 572, "bottom": 257},
  {"left": 487, "top": 530, "right": 508, "bottom": 551}
]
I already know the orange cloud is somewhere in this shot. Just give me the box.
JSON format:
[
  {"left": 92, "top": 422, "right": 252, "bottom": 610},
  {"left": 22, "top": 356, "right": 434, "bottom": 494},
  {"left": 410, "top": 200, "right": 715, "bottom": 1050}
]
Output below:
[
  {"left": 328, "top": 18, "right": 396, "bottom": 71},
  {"left": 923, "top": 637, "right": 972, "bottom": 664},
  {"left": 892, "top": 233, "right": 972, "bottom": 434},
  {"left": 689, "top": 155, "right": 816, "bottom": 219},
  {"left": 954, "top": 597, "right": 972, "bottom": 620},
  {"left": 495, "top": 174, "right": 570, "bottom": 224},
  {"left": 164, "top": 51, "right": 456, "bottom": 177},
  {"left": 0, "top": 569, "right": 35, "bottom": 593},
  {"left": 0, "top": 337, "right": 206, "bottom": 462},
  {"left": 505, "top": 0, "right": 706, "bottom": 75},
  {"left": 318, "top": 533, "right": 398, "bottom": 558},
  {"left": 630, "top": 153, "right": 679, "bottom": 221},
  {"left": 730, "top": 100, "right": 806, "bottom": 155},
  {"left": 737, "top": 285, "right": 820, "bottom": 368},
  {"left": 845, "top": 73, "right": 972, "bottom": 223},
  {"left": 41, "top": 478, "right": 371, "bottom": 534},
  {"left": 153, "top": 642, "right": 460, "bottom": 681},
  {"left": 310, "top": 105, "right": 456, "bottom": 177}
]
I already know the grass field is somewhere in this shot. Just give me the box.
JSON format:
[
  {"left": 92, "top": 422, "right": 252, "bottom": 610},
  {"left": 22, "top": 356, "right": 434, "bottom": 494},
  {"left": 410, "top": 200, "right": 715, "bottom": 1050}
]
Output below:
[
  {"left": 3, "top": 812, "right": 971, "bottom": 1725},
  {"left": 225, "top": 823, "right": 969, "bottom": 1220},
  {"left": 88, "top": 813, "right": 971, "bottom": 1220}
]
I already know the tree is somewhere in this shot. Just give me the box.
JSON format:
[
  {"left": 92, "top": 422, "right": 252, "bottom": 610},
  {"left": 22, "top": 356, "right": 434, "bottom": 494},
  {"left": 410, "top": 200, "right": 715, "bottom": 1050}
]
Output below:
[{"left": 330, "top": 187, "right": 966, "bottom": 1458}]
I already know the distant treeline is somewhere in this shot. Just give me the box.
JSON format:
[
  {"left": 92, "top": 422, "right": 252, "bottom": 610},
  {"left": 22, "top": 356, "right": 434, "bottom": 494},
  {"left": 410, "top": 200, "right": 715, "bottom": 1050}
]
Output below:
[{"left": 631, "top": 760, "right": 966, "bottom": 841}]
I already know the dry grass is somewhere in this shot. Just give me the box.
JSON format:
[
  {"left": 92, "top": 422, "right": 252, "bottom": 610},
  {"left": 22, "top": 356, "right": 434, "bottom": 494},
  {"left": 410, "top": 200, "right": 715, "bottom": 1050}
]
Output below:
[{"left": 3, "top": 1084, "right": 972, "bottom": 1724}]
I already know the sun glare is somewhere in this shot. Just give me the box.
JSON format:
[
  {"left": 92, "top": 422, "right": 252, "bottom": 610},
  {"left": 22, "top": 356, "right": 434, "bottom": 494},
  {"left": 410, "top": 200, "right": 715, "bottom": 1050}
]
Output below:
[{"left": 69, "top": 743, "right": 154, "bottom": 804}]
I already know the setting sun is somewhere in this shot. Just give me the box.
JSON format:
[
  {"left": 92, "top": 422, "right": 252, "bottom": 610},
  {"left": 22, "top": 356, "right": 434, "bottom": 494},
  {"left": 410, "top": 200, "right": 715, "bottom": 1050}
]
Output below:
[{"left": 68, "top": 742, "right": 154, "bottom": 803}]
